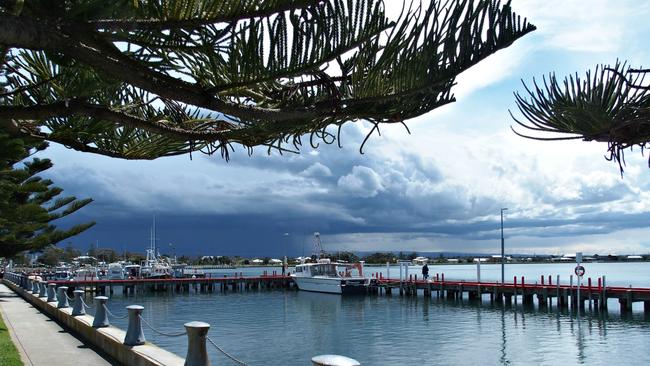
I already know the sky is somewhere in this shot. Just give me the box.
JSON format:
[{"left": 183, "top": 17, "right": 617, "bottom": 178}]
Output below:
[{"left": 37, "top": 0, "right": 650, "bottom": 257}]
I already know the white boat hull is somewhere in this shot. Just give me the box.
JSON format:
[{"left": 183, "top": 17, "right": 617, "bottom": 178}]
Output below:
[{"left": 292, "top": 276, "right": 368, "bottom": 294}]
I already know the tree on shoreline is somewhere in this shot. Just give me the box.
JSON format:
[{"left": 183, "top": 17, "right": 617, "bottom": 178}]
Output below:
[
  {"left": 511, "top": 62, "right": 650, "bottom": 174},
  {"left": 0, "top": 132, "right": 94, "bottom": 258},
  {"left": 0, "top": 0, "right": 535, "bottom": 160}
]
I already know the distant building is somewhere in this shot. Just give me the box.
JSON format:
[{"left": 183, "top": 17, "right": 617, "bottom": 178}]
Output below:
[
  {"left": 627, "top": 255, "right": 643, "bottom": 261},
  {"left": 269, "top": 258, "right": 282, "bottom": 264},
  {"left": 412, "top": 257, "right": 429, "bottom": 265},
  {"left": 251, "top": 259, "right": 264, "bottom": 264},
  {"left": 447, "top": 258, "right": 459, "bottom": 263},
  {"left": 489, "top": 255, "right": 512, "bottom": 262}
]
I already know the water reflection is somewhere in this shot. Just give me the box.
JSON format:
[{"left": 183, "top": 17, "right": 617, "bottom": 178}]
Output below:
[
  {"left": 84, "top": 288, "right": 650, "bottom": 365},
  {"left": 500, "top": 308, "right": 509, "bottom": 365}
]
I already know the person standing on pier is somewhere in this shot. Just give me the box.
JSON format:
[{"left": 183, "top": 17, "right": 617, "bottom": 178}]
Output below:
[{"left": 422, "top": 263, "right": 429, "bottom": 280}]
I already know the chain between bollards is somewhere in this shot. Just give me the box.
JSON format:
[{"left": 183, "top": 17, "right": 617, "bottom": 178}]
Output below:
[
  {"left": 80, "top": 297, "right": 95, "bottom": 309},
  {"left": 138, "top": 316, "right": 187, "bottom": 337},
  {"left": 206, "top": 336, "right": 249, "bottom": 366},
  {"left": 103, "top": 304, "right": 128, "bottom": 319}
]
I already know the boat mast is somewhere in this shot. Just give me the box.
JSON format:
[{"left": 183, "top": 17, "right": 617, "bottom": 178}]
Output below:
[
  {"left": 153, "top": 215, "right": 156, "bottom": 258},
  {"left": 313, "top": 232, "right": 324, "bottom": 259}
]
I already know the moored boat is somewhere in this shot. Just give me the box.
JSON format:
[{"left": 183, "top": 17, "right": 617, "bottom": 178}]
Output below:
[
  {"left": 292, "top": 258, "right": 370, "bottom": 294},
  {"left": 107, "top": 262, "right": 125, "bottom": 280},
  {"left": 291, "top": 232, "right": 370, "bottom": 294},
  {"left": 73, "top": 267, "right": 99, "bottom": 281}
]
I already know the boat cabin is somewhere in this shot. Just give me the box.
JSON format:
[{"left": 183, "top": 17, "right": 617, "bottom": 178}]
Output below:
[{"left": 295, "top": 262, "right": 338, "bottom": 277}]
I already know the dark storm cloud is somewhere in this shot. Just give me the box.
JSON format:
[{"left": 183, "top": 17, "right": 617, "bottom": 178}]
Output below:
[{"left": 40, "top": 119, "right": 650, "bottom": 255}]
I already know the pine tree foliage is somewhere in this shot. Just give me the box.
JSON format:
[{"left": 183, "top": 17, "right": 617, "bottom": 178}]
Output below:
[
  {"left": 511, "top": 62, "right": 650, "bottom": 173},
  {"left": 0, "top": 133, "right": 94, "bottom": 258},
  {"left": 0, "top": 0, "right": 535, "bottom": 160}
]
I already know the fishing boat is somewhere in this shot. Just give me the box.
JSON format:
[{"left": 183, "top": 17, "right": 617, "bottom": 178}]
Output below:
[
  {"left": 140, "top": 217, "right": 172, "bottom": 279},
  {"left": 291, "top": 232, "right": 370, "bottom": 294},
  {"left": 124, "top": 264, "right": 141, "bottom": 279}
]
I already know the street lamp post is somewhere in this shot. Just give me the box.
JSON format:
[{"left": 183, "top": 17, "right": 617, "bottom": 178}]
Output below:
[{"left": 500, "top": 208, "right": 508, "bottom": 284}]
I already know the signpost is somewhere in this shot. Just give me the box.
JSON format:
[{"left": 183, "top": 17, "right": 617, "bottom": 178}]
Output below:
[{"left": 575, "top": 252, "right": 584, "bottom": 311}]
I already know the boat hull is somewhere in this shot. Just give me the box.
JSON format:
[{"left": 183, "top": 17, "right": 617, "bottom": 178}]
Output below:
[{"left": 292, "top": 276, "right": 368, "bottom": 295}]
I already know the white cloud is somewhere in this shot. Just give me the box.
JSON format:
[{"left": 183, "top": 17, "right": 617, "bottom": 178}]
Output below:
[
  {"left": 300, "top": 162, "right": 332, "bottom": 178},
  {"left": 337, "top": 166, "right": 384, "bottom": 198},
  {"left": 515, "top": 0, "right": 650, "bottom": 53}
]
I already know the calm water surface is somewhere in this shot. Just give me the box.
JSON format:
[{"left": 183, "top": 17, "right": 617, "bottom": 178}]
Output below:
[{"left": 88, "top": 263, "right": 650, "bottom": 365}]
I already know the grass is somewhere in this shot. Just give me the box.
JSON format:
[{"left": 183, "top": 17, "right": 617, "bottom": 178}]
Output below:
[{"left": 0, "top": 310, "right": 23, "bottom": 366}]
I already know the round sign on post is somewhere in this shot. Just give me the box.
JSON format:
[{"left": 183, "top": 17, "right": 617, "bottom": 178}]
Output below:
[{"left": 574, "top": 265, "right": 585, "bottom": 277}]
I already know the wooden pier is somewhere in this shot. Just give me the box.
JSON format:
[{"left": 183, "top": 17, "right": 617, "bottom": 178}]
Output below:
[
  {"left": 369, "top": 273, "right": 650, "bottom": 314},
  {"left": 37, "top": 272, "right": 650, "bottom": 315},
  {"left": 50, "top": 274, "right": 294, "bottom": 296}
]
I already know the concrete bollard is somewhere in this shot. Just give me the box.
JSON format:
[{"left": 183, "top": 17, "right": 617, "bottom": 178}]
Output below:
[
  {"left": 32, "top": 279, "right": 40, "bottom": 294},
  {"left": 71, "top": 290, "right": 86, "bottom": 316},
  {"left": 57, "top": 286, "right": 70, "bottom": 308},
  {"left": 184, "top": 321, "right": 210, "bottom": 366},
  {"left": 39, "top": 281, "right": 47, "bottom": 297},
  {"left": 92, "top": 296, "right": 110, "bottom": 328},
  {"left": 47, "top": 283, "right": 57, "bottom": 302},
  {"left": 124, "top": 305, "right": 146, "bottom": 346},
  {"left": 312, "top": 355, "right": 361, "bottom": 366}
]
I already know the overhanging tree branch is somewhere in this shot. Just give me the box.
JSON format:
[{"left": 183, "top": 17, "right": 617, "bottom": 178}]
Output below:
[{"left": 1, "top": 0, "right": 535, "bottom": 160}]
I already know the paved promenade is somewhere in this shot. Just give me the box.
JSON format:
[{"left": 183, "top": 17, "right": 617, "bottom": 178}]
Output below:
[{"left": 0, "top": 283, "right": 117, "bottom": 366}]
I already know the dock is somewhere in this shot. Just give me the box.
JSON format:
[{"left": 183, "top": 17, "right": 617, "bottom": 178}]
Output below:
[
  {"left": 369, "top": 273, "right": 650, "bottom": 314},
  {"left": 48, "top": 273, "right": 294, "bottom": 296},
  {"left": 20, "top": 271, "right": 650, "bottom": 315}
]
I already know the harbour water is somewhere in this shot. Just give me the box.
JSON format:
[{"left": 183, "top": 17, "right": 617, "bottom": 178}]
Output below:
[{"left": 90, "top": 263, "right": 650, "bottom": 365}]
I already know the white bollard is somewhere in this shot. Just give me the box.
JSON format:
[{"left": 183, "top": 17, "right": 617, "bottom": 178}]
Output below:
[
  {"left": 92, "top": 296, "right": 110, "bottom": 328},
  {"left": 184, "top": 321, "right": 211, "bottom": 366},
  {"left": 124, "top": 305, "right": 146, "bottom": 346},
  {"left": 312, "top": 355, "right": 361, "bottom": 366},
  {"left": 71, "top": 290, "right": 86, "bottom": 316},
  {"left": 47, "top": 283, "right": 57, "bottom": 302},
  {"left": 39, "top": 281, "right": 47, "bottom": 297},
  {"left": 57, "top": 286, "right": 69, "bottom": 308}
]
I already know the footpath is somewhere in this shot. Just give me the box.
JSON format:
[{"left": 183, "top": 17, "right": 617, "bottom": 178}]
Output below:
[{"left": 0, "top": 283, "right": 117, "bottom": 366}]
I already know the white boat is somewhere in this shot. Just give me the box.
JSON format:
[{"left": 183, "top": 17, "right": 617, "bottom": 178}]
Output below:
[
  {"left": 140, "top": 217, "right": 172, "bottom": 279},
  {"left": 73, "top": 267, "right": 99, "bottom": 281},
  {"left": 124, "top": 264, "right": 141, "bottom": 278},
  {"left": 107, "top": 262, "right": 125, "bottom": 280},
  {"left": 292, "top": 259, "right": 370, "bottom": 294},
  {"left": 53, "top": 266, "right": 73, "bottom": 281},
  {"left": 290, "top": 232, "right": 370, "bottom": 294}
]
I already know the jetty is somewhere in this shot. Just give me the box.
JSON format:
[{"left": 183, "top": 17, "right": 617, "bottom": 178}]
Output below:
[
  {"left": 47, "top": 272, "right": 293, "bottom": 295},
  {"left": 368, "top": 272, "right": 650, "bottom": 314},
  {"left": 12, "top": 270, "right": 650, "bottom": 315}
]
